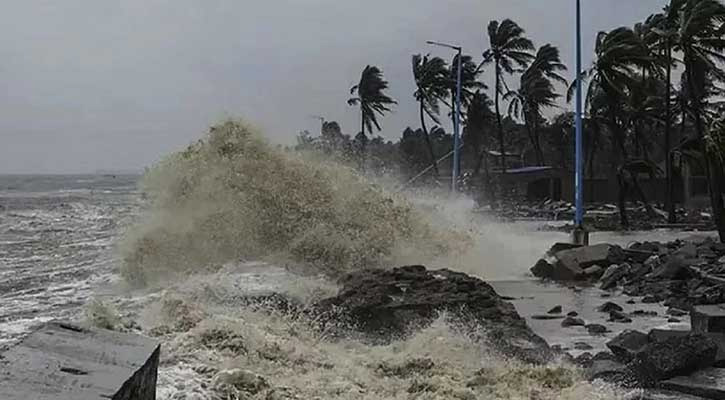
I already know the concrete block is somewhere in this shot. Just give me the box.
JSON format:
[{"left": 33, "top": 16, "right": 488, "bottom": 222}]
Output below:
[
  {"left": 661, "top": 368, "right": 725, "bottom": 400},
  {"left": 691, "top": 304, "right": 725, "bottom": 333},
  {"left": 0, "top": 320, "right": 160, "bottom": 400}
]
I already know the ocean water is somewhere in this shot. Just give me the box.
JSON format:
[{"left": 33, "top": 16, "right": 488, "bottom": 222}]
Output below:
[
  {"left": 1, "top": 173, "right": 693, "bottom": 400},
  {"left": 0, "top": 174, "right": 140, "bottom": 349}
]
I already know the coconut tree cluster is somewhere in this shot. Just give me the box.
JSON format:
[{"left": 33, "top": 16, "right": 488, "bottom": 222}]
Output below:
[{"left": 298, "top": 0, "right": 725, "bottom": 242}]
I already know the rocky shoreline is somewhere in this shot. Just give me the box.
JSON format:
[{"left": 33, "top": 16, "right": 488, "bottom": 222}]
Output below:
[{"left": 529, "top": 238, "right": 725, "bottom": 398}]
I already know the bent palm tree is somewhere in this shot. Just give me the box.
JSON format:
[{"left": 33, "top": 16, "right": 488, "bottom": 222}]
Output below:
[
  {"left": 348, "top": 65, "right": 397, "bottom": 167},
  {"left": 412, "top": 54, "right": 449, "bottom": 177},
  {"left": 505, "top": 44, "right": 567, "bottom": 165},
  {"left": 483, "top": 19, "right": 535, "bottom": 173},
  {"left": 568, "top": 27, "right": 652, "bottom": 227},
  {"left": 673, "top": 0, "right": 725, "bottom": 242}
]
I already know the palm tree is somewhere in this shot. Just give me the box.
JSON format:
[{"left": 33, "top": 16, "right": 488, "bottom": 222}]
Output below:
[
  {"left": 412, "top": 54, "right": 449, "bottom": 177},
  {"left": 348, "top": 65, "right": 397, "bottom": 167},
  {"left": 464, "top": 90, "right": 496, "bottom": 202},
  {"left": 673, "top": 0, "right": 725, "bottom": 242},
  {"left": 650, "top": 2, "right": 684, "bottom": 222},
  {"left": 483, "top": 19, "right": 535, "bottom": 173},
  {"left": 569, "top": 27, "right": 653, "bottom": 227},
  {"left": 505, "top": 44, "right": 567, "bottom": 165}
]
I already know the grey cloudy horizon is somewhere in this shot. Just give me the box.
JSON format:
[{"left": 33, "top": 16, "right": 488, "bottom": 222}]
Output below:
[{"left": 1, "top": 0, "right": 666, "bottom": 174}]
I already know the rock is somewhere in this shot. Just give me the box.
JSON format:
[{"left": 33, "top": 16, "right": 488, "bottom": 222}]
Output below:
[
  {"left": 650, "top": 256, "right": 695, "bottom": 280},
  {"left": 561, "top": 317, "right": 585, "bottom": 327},
  {"left": 610, "top": 310, "right": 633, "bottom": 323},
  {"left": 627, "top": 299, "right": 636, "bottom": 304},
  {"left": 574, "top": 342, "right": 594, "bottom": 350},
  {"left": 660, "top": 368, "right": 725, "bottom": 400},
  {"left": 586, "top": 324, "right": 608, "bottom": 335},
  {"left": 645, "top": 255, "right": 662, "bottom": 269},
  {"left": 601, "top": 293, "right": 612, "bottom": 298},
  {"left": 643, "top": 295, "right": 663, "bottom": 304},
  {"left": 583, "top": 265, "right": 605, "bottom": 278},
  {"left": 667, "top": 307, "right": 688, "bottom": 317},
  {"left": 675, "top": 243, "right": 698, "bottom": 259},
  {"left": 552, "top": 244, "right": 618, "bottom": 281},
  {"left": 212, "top": 369, "right": 268, "bottom": 394},
  {"left": 587, "top": 359, "right": 632, "bottom": 384},
  {"left": 632, "top": 310, "right": 658, "bottom": 317},
  {"left": 0, "top": 321, "right": 160, "bottom": 400},
  {"left": 530, "top": 258, "right": 555, "bottom": 279},
  {"left": 547, "top": 305, "right": 562, "bottom": 314},
  {"left": 531, "top": 314, "right": 564, "bottom": 320},
  {"left": 567, "top": 311, "right": 579, "bottom": 317},
  {"left": 668, "top": 318, "right": 681, "bottom": 323},
  {"left": 597, "top": 302, "right": 624, "bottom": 313},
  {"left": 629, "top": 334, "right": 718, "bottom": 385},
  {"left": 600, "top": 263, "right": 632, "bottom": 290},
  {"left": 573, "top": 352, "right": 593, "bottom": 368},
  {"left": 607, "top": 330, "right": 650, "bottom": 362},
  {"left": 691, "top": 304, "right": 725, "bottom": 333},
  {"left": 547, "top": 242, "right": 583, "bottom": 255},
  {"left": 719, "top": 255, "right": 725, "bottom": 264},
  {"left": 313, "top": 265, "right": 554, "bottom": 364}
]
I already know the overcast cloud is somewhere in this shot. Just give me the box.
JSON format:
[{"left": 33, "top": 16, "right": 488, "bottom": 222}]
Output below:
[{"left": 0, "top": 0, "right": 666, "bottom": 173}]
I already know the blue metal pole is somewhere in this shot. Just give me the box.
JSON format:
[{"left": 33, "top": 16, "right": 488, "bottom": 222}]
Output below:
[
  {"left": 575, "top": 0, "right": 584, "bottom": 227},
  {"left": 453, "top": 48, "right": 463, "bottom": 192}
]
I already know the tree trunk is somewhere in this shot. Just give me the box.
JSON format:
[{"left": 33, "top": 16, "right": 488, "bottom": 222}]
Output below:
[
  {"left": 533, "top": 117, "right": 545, "bottom": 166},
  {"left": 359, "top": 112, "right": 366, "bottom": 171},
  {"left": 419, "top": 102, "right": 439, "bottom": 177},
  {"left": 522, "top": 112, "right": 539, "bottom": 166},
  {"left": 609, "top": 99, "right": 629, "bottom": 228},
  {"left": 494, "top": 63, "right": 506, "bottom": 173},
  {"left": 665, "top": 43, "right": 676, "bottom": 223},
  {"left": 685, "top": 61, "right": 725, "bottom": 242}
]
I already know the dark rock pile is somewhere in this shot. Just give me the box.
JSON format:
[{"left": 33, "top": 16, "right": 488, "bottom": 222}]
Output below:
[
  {"left": 313, "top": 265, "right": 556, "bottom": 365},
  {"left": 531, "top": 239, "right": 725, "bottom": 310}
]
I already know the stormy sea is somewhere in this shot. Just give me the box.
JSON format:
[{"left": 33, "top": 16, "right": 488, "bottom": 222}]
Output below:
[{"left": 0, "top": 121, "right": 710, "bottom": 399}]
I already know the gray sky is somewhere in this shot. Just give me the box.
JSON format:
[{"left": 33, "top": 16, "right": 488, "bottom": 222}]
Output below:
[{"left": 1, "top": 0, "right": 666, "bottom": 173}]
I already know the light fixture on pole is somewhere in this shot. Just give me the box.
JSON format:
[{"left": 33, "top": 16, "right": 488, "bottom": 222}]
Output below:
[
  {"left": 573, "top": 0, "right": 588, "bottom": 245},
  {"left": 427, "top": 40, "right": 462, "bottom": 192}
]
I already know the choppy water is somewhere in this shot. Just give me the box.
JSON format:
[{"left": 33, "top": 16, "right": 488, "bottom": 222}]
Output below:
[
  {"left": 0, "top": 174, "right": 139, "bottom": 348},
  {"left": 0, "top": 172, "right": 715, "bottom": 399}
]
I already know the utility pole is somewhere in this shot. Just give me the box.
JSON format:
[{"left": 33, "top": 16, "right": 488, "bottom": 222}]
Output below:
[{"left": 573, "top": 0, "right": 589, "bottom": 245}]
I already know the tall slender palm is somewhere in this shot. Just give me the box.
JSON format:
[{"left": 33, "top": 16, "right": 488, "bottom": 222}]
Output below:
[
  {"left": 443, "top": 54, "right": 485, "bottom": 173},
  {"left": 673, "top": 0, "right": 725, "bottom": 242},
  {"left": 569, "top": 27, "right": 652, "bottom": 226},
  {"left": 464, "top": 90, "right": 496, "bottom": 202},
  {"left": 650, "top": 0, "right": 685, "bottom": 222},
  {"left": 348, "top": 65, "right": 397, "bottom": 166},
  {"left": 483, "top": 19, "right": 535, "bottom": 173},
  {"left": 505, "top": 44, "right": 567, "bottom": 165},
  {"left": 412, "top": 54, "right": 449, "bottom": 176}
]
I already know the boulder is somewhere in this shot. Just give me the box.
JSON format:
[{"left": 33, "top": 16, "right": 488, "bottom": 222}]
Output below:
[
  {"left": 547, "top": 305, "right": 562, "bottom": 314},
  {"left": 597, "top": 302, "right": 623, "bottom": 313},
  {"left": 583, "top": 265, "right": 605, "bottom": 278},
  {"left": 530, "top": 258, "right": 555, "bottom": 279},
  {"left": 586, "top": 324, "right": 608, "bottom": 335},
  {"left": 691, "top": 304, "right": 725, "bottom": 334},
  {"left": 660, "top": 368, "right": 725, "bottom": 400},
  {"left": 629, "top": 334, "right": 718, "bottom": 385},
  {"left": 607, "top": 330, "right": 650, "bottom": 362},
  {"left": 586, "top": 359, "right": 633, "bottom": 384},
  {"left": 610, "top": 310, "right": 633, "bottom": 323},
  {"left": 553, "top": 244, "right": 619, "bottom": 281},
  {"left": 650, "top": 256, "right": 695, "bottom": 280},
  {"left": 600, "top": 263, "right": 632, "bottom": 290},
  {"left": 667, "top": 307, "right": 688, "bottom": 317},
  {"left": 313, "top": 265, "right": 554, "bottom": 364},
  {"left": 561, "top": 316, "right": 585, "bottom": 327},
  {"left": 650, "top": 329, "right": 725, "bottom": 369}
]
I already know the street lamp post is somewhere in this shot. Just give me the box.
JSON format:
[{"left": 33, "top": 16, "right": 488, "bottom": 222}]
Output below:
[
  {"left": 427, "top": 40, "right": 462, "bottom": 192},
  {"left": 573, "top": 0, "right": 589, "bottom": 245}
]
